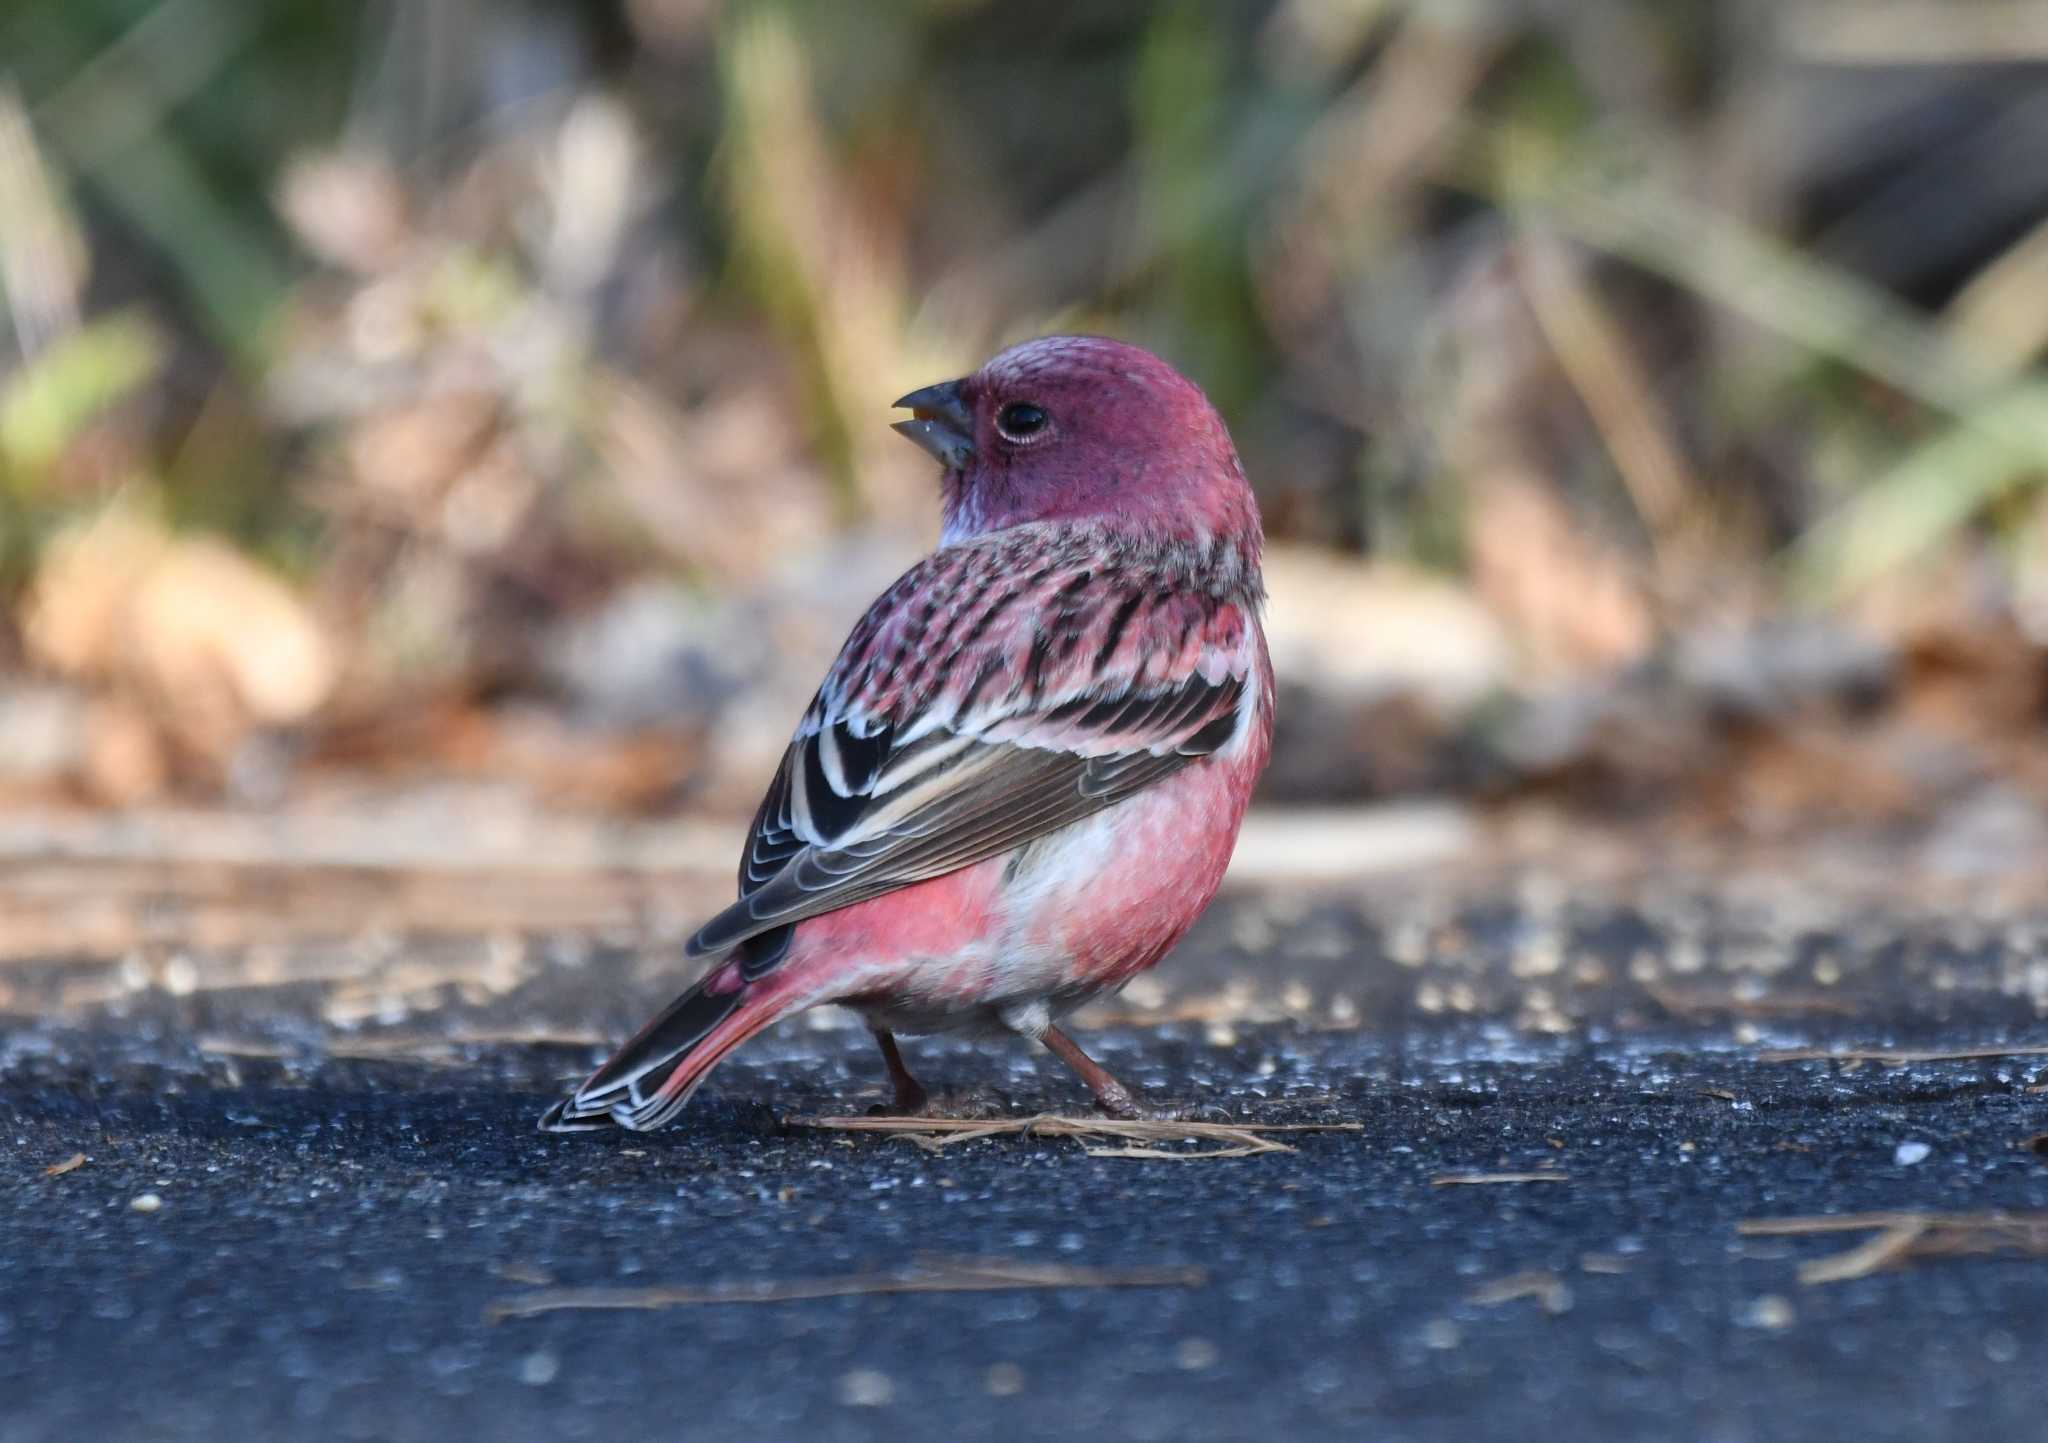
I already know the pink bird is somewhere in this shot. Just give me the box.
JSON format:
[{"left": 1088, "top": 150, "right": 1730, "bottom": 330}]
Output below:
[{"left": 541, "top": 335, "right": 1273, "bottom": 1131}]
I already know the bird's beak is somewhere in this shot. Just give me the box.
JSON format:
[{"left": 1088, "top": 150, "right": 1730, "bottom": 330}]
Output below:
[{"left": 891, "top": 379, "right": 974, "bottom": 468}]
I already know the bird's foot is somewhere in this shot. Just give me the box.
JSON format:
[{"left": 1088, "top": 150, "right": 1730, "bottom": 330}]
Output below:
[
  {"left": 1041, "top": 1024, "right": 1175, "bottom": 1122},
  {"left": 1087, "top": 1089, "right": 1232, "bottom": 1124},
  {"left": 865, "top": 1076, "right": 930, "bottom": 1117}
]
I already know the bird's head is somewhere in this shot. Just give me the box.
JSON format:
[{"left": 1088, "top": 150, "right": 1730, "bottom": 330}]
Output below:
[{"left": 893, "top": 335, "right": 1260, "bottom": 559}]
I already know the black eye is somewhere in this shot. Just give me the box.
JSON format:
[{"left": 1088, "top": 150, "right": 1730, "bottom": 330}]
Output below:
[{"left": 996, "top": 402, "right": 1048, "bottom": 441}]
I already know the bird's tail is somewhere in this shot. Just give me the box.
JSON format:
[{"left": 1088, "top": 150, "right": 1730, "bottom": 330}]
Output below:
[{"left": 538, "top": 958, "right": 804, "bottom": 1132}]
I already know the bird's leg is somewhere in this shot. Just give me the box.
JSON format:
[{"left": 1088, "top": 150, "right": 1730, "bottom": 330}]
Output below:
[
  {"left": 1040, "top": 1025, "right": 1144, "bottom": 1120},
  {"left": 872, "top": 1029, "right": 930, "bottom": 1114}
]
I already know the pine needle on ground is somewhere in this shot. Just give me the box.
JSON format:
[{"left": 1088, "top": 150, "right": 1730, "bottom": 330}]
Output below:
[
  {"left": 485, "top": 1257, "right": 1207, "bottom": 1322},
  {"left": 1739, "top": 1211, "right": 2048, "bottom": 1284},
  {"left": 781, "top": 1111, "right": 1361, "bottom": 1159}
]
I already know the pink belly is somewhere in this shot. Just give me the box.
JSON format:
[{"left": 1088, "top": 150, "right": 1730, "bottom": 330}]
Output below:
[
  {"left": 786, "top": 748, "right": 1258, "bottom": 1026},
  {"left": 1017, "top": 758, "right": 1251, "bottom": 990}
]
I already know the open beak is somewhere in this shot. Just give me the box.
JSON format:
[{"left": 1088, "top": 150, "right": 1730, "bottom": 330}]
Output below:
[{"left": 891, "top": 379, "right": 974, "bottom": 468}]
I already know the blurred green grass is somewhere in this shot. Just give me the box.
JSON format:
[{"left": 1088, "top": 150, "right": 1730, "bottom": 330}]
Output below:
[{"left": 6, "top": 0, "right": 2048, "bottom": 798}]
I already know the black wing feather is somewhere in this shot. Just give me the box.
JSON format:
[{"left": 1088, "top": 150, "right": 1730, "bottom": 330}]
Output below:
[{"left": 688, "top": 671, "right": 1245, "bottom": 958}]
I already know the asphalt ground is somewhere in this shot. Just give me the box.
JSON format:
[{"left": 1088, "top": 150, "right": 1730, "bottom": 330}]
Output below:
[{"left": 5, "top": 872, "right": 2048, "bottom": 1442}]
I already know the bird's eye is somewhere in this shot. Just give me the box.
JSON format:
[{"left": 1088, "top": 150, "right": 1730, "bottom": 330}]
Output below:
[{"left": 996, "top": 402, "right": 1049, "bottom": 441}]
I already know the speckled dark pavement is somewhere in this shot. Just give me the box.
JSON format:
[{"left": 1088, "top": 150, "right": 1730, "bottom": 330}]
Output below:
[{"left": 5, "top": 879, "right": 2047, "bottom": 1442}]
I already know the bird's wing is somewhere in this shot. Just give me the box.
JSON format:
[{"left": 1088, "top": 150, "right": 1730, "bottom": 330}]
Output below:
[{"left": 691, "top": 525, "right": 1262, "bottom": 959}]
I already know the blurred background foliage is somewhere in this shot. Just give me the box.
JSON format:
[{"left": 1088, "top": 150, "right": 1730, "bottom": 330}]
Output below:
[{"left": 5, "top": 0, "right": 2048, "bottom": 845}]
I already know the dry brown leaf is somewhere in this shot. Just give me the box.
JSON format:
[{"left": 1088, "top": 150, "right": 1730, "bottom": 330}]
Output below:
[
  {"left": 79, "top": 696, "right": 168, "bottom": 805},
  {"left": 345, "top": 394, "right": 498, "bottom": 504},
  {"left": 41, "top": 1152, "right": 86, "bottom": 1178},
  {"left": 1466, "top": 473, "right": 1656, "bottom": 681},
  {"left": 129, "top": 536, "right": 337, "bottom": 730},
  {"left": 23, "top": 504, "right": 167, "bottom": 679},
  {"left": 26, "top": 504, "right": 337, "bottom": 771}
]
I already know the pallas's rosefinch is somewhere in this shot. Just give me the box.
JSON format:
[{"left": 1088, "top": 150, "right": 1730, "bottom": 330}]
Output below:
[{"left": 542, "top": 335, "right": 1273, "bottom": 1130}]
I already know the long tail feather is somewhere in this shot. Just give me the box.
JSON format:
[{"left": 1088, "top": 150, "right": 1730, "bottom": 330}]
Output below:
[{"left": 538, "top": 960, "right": 804, "bottom": 1132}]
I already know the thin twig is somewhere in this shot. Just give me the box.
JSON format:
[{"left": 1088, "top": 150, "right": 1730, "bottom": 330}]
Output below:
[
  {"left": 785, "top": 1113, "right": 1356, "bottom": 1136},
  {"left": 1739, "top": 1210, "right": 2048, "bottom": 1285},
  {"left": 1085, "top": 1143, "right": 1284, "bottom": 1161},
  {"left": 782, "top": 1112, "right": 1360, "bottom": 1160},
  {"left": 1740, "top": 1210, "right": 2027, "bottom": 1236},
  {"left": 195, "top": 1037, "right": 290, "bottom": 1060},
  {"left": 1797, "top": 1222, "right": 1931, "bottom": 1285},
  {"left": 485, "top": 1258, "right": 1207, "bottom": 1323},
  {"left": 1431, "top": 1171, "right": 1571, "bottom": 1187},
  {"left": 490, "top": 1262, "right": 557, "bottom": 1288},
  {"left": 1754, "top": 1045, "right": 2048, "bottom": 1065},
  {"left": 1468, "top": 1269, "right": 1573, "bottom": 1311}
]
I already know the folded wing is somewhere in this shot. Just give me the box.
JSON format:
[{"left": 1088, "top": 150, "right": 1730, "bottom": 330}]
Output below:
[{"left": 691, "top": 525, "right": 1260, "bottom": 960}]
